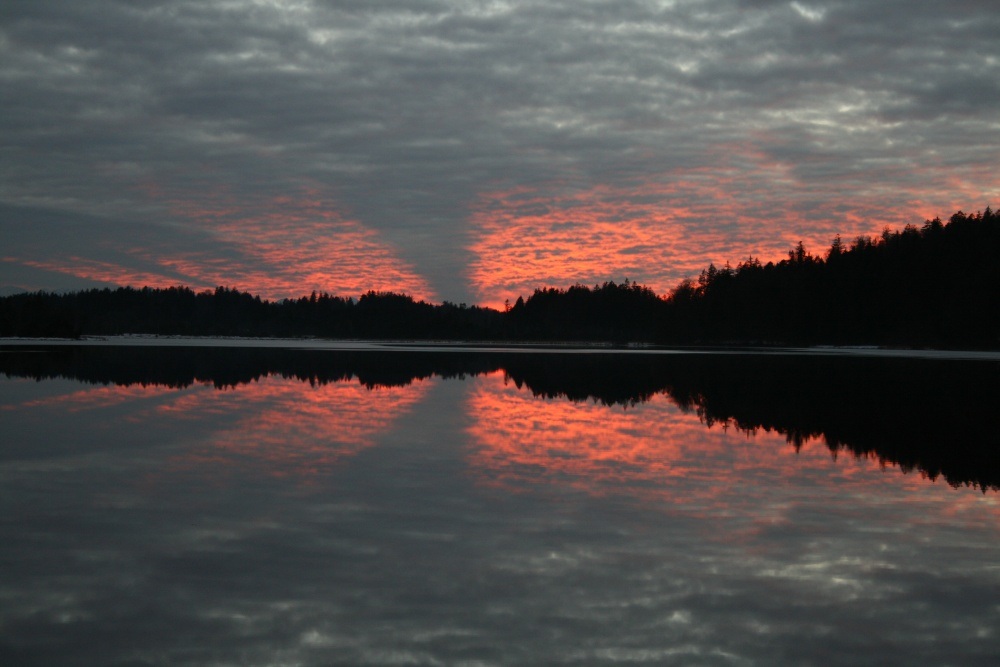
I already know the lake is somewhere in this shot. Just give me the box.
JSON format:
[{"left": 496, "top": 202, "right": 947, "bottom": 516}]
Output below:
[{"left": 2, "top": 341, "right": 999, "bottom": 666}]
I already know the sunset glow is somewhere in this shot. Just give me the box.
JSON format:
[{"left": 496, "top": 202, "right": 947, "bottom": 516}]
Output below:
[
  {"left": 3, "top": 2, "right": 996, "bottom": 303},
  {"left": 163, "top": 193, "right": 438, "bottom": 302},
  {"left": 6, "top": 192, "right": 437, "bottom": 302},
  {"left": 466, "top": 162, "right": 981, "bottom": 307}
]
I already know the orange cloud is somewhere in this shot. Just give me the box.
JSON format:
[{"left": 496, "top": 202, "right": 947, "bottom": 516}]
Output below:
[
  {"left": 12, "top": 256, "right": 185, "bottom": 291},
  {"left": 14, "top": 188, "right": 436, "bottom": 302},
  {"left": 465, "top": 175, "right": 850, "bottom": 309},
  {"left": 170, "top": 193, "right": 436, "bottom": 301},
  {"left": 467, "top": 184, "right": 695, "bottom": 308},
  {"left": 465, "top": 139, "right": 991, "bottom": 308}
]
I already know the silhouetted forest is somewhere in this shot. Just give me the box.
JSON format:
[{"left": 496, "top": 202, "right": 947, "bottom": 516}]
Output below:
[
  {"left": 0, "top": 286, "right": 505, "bottom": 340},
  {"left": 664, "top": 207, "right": 1000, "bottom": 347},
  {"left": 3, "top": 345, "right": 997, "bottom": 491},
  {"left": 1, "top": 208, "right": 997, "bottom": 347}
]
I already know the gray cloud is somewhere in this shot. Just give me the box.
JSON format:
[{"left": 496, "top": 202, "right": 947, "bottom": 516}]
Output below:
[{"left": 2, "top": 0, "right": 998, "bottom": 301}]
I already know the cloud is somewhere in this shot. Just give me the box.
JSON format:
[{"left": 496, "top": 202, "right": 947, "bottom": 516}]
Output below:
[
  {"left": 0, "top": 196, "right": 436, "bottom": 301},
  {"left": 2, "top": 1, "right": 997, "bottom": 301}
]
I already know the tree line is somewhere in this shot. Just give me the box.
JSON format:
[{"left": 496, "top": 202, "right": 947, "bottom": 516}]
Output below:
[
  {"left": 0, "top": 286, "right": 504, "bottom": 340},
  {"left": 666, "top": 207, "right": 1000, "bottom": 347},
  {"left": 1, "top": 207, "right": 997, "bottom": 347}
]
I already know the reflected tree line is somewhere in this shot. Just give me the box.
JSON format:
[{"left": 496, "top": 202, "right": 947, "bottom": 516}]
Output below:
[
  {"left": 3, "top": 345, "right": 997, "bottom": 492},
  {"left": 0, "top": 344, "right": 502, "bottom": 390},
  {"left": 2, "top": 208, "right": 997, "bottom": 347}
]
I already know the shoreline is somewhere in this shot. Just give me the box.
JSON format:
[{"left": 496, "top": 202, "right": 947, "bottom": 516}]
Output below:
[{"left": 2, "top": 335, "right": 1000, "bottom": 361}]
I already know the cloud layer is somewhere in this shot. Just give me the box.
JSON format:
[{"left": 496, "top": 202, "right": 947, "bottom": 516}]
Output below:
[{"left": 2, "top": 1, "right": 998, "bottom": 302}]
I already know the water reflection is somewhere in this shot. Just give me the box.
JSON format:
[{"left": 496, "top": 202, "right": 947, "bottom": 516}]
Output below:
[
  {"left": 2, "top": 369, "right": 432, "bottom": 483},
  {"left": 496, "top": 351, "right": 1000, "bottom": 492},
  {"left": 2, "top": 344, "right": 999, "bottom": 666},
  {"left": 467, "top": 370, "right": 716, "bottom": 494},
  {"left": 4, "top": 344, "right": 998, "bottom": 490},
  {"left": 158, "top": 377, "right": 433, "bottom": 482},
  {"left": 465, "top": 369, "right": 993, "bottom": 525}
]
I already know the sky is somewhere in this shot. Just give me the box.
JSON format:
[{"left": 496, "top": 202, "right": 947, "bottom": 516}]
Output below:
[{"left": 2, "top": 0, "right": 998, "bottom": 307}]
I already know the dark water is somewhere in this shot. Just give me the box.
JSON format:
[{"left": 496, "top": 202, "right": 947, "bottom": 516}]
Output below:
[{"left": 2, "top": 343, "right": 999, "bottom": 666}]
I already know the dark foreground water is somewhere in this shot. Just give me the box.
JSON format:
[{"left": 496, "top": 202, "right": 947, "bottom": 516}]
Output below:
[{"left": 1, "top": 343, "right": 999, "bottom": 666}]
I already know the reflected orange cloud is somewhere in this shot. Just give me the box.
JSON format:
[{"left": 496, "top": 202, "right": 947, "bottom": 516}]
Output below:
[
  {"left": 464, "top": 372, "right": 974, "bottom": 510},
  {"left": 467, "top": 371, "right": 787, "bottom": 496},
  {"left": 4, "top": 373, "right": 433, "bottom": 483},
  {"left": 1, "top": 382, "right": 182, "bottom": 413},
  {"left": 160, "top": 375, "right": 433, "bottom": 482}
]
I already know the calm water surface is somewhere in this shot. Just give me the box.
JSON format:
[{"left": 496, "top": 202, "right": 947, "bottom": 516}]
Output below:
[{"left": 1, "top": 343, "right": 998, "bottom": 666}]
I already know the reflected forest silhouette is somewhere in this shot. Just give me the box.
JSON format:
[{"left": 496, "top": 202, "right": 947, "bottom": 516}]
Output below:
[
  {"left": 2, "top": 208, "right": 998, "bottom": 348},
  {"left": 3, "top": 344, "right": 998, "bottom": 492}
]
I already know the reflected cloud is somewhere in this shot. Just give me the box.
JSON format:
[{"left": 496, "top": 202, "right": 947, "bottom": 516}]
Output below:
[
  {"left": 3, "top": 346, "right": 1000, "bottom": 666},
  {"left": 2, "top": 344, "right": 998, "bottom": 491},
  {"left": 161, "top": 375, "right": 433, "bottom": 481},
  {"left": 464, "top": 371, "right": 944, "bottom": 507},
  {"left": 1, "top": 358, "right": 434, "bottom": 482},
  {"left": 0, "top": 382, "right": 179, "bottom": 413},
  {"left": 467, "top": 370, "right": 710, "bottom": 493}
]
